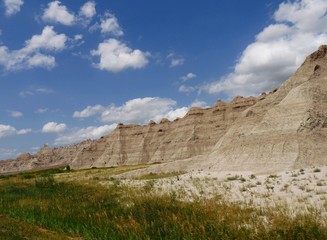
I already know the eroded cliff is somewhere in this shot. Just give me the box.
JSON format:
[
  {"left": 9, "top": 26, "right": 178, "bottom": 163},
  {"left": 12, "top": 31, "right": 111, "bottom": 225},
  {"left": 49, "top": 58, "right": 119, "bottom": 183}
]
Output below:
[{"left": 1, "top": 46, "right": 327, "bottom": 174}]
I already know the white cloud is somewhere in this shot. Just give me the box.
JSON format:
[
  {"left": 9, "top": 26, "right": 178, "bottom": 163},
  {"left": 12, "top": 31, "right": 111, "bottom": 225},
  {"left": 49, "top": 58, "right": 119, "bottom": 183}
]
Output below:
[
  {"left": 164, "top": 107, "right": 188, "bottom": 121},
  {"left": 42, "top": 1, "right": 98, "bottom": 26},
  {"left": 201, "top": 0, "right": 327, "bottom": 97},
  {"left": 42, "top": 122, "right": 67, "bottom": 133},
  {"left": 167, "top": 52, "right": 184, "bottom": 67},
  {"left": 79, "top": 1, "right": 96, "bottom": 19},
  {"left": 73, "top": 104, "right": 105, "bottom": 118},
  {"left": 73, "top": 97, "right": 188, "bottom": 124},
  {"left": 4, "top": 0, "right": 24, "bottom": 16},
  {"left": 25, "top": 26, "right": 67, "bottom": 51},
  {"left": 8, "top": 110, "right": 23, "bottom": 118},
  {"left": 181, "top": 72, "right": 197, "bottom": 81},
  {"left": 99, "top": 97, "right": 178, "bottom": 123},
  {"left": 0, "top": 124, "right": 31, "bottom": 138},
  {"left": 27, "top": 53, "right": 55, "bottom": 69},
  {"left": 0, "top": 125, "right": 17, "bottom": 138},
  {"left": 256, "top": 24, "right": 292, "bottom": 42},
  {"left": 170, "top": 58, "right": 184, "bottom": 67},
  {"left": 190, "top": 100, "right": 208, "bottom": 108},
  {"left": 36, "top": 108, "right": 48, "bottom": 114},
  {"left": 19, "top": 87, "right": 54, "bottom": 98},
  {"left": 178, "top": 85, "right": 195, "bottom": 93},
  {"left": 17, "top": 128, "right": 32, "bottom": 135},
  {"left": 74, "top": 34, "right": 83, "bottom": 41},
  {"left": 54, "top": 124, "right": 117, "bottom": 145},
  {"left": 78, "top": 1, "right": 96, "bottom": 26},
  {"left": 100, "top": 13, "right": 123, "bottom": 36},
  {"left": 91, "top": 38, "right": 149, "bottom": 72},
  {"left": 18, "top": 91, "right": 33, "bottom": 98},
  {"left": 35, "top": 88, "right": 54, "bottom": 94},
  {"left": 42, "top": 1, "right": 75, "bottom": 26},
  {"left": 274, "top": 0, "right": 327, "bottom": 32},
  {"left": 0, "top": 26, "right": 67, "bottom": 71}
]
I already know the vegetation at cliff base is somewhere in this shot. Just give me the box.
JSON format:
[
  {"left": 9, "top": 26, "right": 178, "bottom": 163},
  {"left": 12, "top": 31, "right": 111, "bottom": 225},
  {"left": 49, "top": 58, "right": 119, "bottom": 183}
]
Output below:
[{"left": 0, "top": 170, "right": 326, "bottom": 240}]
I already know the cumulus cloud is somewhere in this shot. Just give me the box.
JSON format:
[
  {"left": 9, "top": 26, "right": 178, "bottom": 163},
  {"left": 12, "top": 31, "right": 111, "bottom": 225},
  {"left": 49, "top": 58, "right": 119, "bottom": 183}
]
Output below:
[
  {"left": 91, "top": 38, "right": 149, "bottom": 72},
  {"left": 54, "top": 124, "right": 117, "bottom": 145},
  {"left": 0, "top": 26, "right": 67, "bottom": 71},
  {"left": 79, "top": 1, "right": 96, "bottom": 19},
  {"left": 25, "top": 26, "right": 66, "bottom": 52},
  {"left": 200, "top": 0, "right": 327, "bottom": 97},
  {"left": 42, "top": 0, "right": 75, "bottom": 26},
  {"left": 42, "top": 1, "right": 97, "bottom": 26},
  {"left": 8, "top": 110, "right": 23, "bottom": 118},
  {"left": 42, "top": 122, "right": 67, "bottom": 133},
  {"left": 1, "top": 125, "right": 18, "bottom": 138},
  {"left": 17, "top": 128, "right": 32, "bottom": 135},
  {"left": 73, "top": 97, "right": 188, "bottom": 124},
  {"left": 4, "top": 0, "right": 24, "bottom": 16},
  {"left": 181, "top": 73, "right": 197, "bottom": 81},
  {"left": 100, "top": 13, "right": 123, "bottom": 36},
  {"left": 73, "top": 104, "right": 105, "bottom": 118},
  {"left": 0, "top": 124, "right": 31, "bottom": 138},
  {"left": 78, "top": 1, "right": 96, "bottom": 26},
  {"left": 274, "top": 0, "right": 327, "bottom": 32},
  {"left": 164, "top": 107, "right": 188, "bottom": 121}
]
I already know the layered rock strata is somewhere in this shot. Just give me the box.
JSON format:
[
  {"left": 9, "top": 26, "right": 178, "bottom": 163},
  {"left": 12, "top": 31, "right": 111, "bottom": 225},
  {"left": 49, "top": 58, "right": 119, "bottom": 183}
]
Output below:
[
  {"left": 0, "top": 94, "right": 262, "bottom": 173},
  {"left": 1, "top": 46, "right": 327, "bottom": 174}
]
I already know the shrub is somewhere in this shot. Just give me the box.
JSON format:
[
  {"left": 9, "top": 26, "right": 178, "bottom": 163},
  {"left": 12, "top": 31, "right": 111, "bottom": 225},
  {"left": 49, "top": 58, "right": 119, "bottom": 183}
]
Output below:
[
  {"left": 226, "top": 175, "right": 240, "bottom": 181},
  {"left": 35, "top": 175, "right": 56, "bottom": 188},
  {"left": 250, "top": 174, "right": 256, "bottom": 179}
]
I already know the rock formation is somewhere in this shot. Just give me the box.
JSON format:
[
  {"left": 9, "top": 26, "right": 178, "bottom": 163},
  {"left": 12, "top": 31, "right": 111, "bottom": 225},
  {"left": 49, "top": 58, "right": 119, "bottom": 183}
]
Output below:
[
  {"left": 204, "top": 45, "right": 327, "bottom": 173},
  {"left": 1, "top": 46, "right": 327, "bottom": 174}
]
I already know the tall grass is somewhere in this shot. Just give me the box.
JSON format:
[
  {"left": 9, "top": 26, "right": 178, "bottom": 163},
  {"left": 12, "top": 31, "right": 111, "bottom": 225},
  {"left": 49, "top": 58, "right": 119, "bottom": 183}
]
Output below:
[
  {"left": 0, "top": 172, "right": 326, "bottom": 239},
  {"left": 0, "top": 214, "right": 76, "bottom": 240}
]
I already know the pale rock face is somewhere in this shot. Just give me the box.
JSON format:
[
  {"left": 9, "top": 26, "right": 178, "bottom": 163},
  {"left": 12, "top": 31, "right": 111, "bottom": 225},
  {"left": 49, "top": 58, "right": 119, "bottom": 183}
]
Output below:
[
  {"left": 1, "top": 46, "right": 327, "bottom": 174},
  {"left": 197, "top": 45, "right": 327, "bottom": 173},
  {"left": 69, "top": 95, "right": 258, "bottom": 169}
]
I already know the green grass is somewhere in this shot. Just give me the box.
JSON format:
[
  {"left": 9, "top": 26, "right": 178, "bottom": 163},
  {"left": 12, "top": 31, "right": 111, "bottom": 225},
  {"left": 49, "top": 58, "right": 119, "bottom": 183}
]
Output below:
[
  {"left": 55, "top": 164, "right": 151, "bottom": 182},
  {"left": 0, "top": 171, "right": 326, "bottom": 239},
  {"left": 136, "top": 171, "right": 186, "bottom": 180},
  {"left": 0, "top": 214, "right": 79, "bottom": 239}
]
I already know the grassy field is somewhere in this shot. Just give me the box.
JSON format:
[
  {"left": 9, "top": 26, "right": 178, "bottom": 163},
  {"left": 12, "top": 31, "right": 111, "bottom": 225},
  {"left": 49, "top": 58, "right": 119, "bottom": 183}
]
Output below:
[{"left": 0, "top": 167, "right": 326, "bottom": 239}]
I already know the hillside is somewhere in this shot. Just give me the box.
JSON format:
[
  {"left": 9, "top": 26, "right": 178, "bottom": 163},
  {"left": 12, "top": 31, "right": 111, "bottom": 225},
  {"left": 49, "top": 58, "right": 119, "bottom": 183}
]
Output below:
[{"left": 1, "top": 46, "right": 327, "bottom": 174}]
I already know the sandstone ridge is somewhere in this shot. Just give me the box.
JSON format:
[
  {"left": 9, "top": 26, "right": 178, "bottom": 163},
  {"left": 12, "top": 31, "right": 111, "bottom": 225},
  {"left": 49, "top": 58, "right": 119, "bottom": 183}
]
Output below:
[{"left": 1, "top": 46, "right": 327, "bottom": 174}]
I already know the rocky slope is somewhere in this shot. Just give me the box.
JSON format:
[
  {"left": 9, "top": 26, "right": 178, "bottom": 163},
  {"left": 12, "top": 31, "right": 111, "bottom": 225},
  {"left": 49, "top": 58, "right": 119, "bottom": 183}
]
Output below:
[
  {"left": 1, "top": 46, "right": 327, "bottom": 174},
  {"left": 0, "top": 93, "right": 263, "bottom": 173},
  {"left": 205, "top": 45, "right": 327, "bottom": 173}
]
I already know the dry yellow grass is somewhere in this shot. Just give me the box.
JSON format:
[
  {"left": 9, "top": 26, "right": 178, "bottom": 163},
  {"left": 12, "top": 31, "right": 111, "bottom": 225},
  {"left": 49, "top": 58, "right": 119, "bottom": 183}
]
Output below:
[{"left": 54, "top": 164, "right": 151, "bottom": 182}]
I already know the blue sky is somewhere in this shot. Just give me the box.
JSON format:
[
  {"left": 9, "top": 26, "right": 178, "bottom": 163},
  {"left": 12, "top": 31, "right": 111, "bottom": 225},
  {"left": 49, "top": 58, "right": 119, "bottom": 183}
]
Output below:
[{"left": 1, "top": 0, "right": 327, "bottom": 159}]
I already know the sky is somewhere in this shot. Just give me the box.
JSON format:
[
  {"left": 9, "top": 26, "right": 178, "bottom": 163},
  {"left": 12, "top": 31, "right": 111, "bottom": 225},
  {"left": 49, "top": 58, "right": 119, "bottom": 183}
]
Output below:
[{"left": 1, "top": 0, "right": 327, "bottom": 160}]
